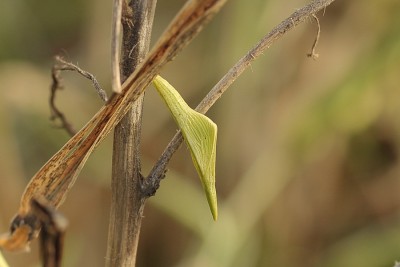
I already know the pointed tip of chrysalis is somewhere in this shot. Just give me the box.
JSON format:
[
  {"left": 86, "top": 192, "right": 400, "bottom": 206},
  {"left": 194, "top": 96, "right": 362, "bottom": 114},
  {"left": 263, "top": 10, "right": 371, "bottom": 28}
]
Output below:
[
  {"left": 212, "top": 204, "right": 218, "bottom": 221},
  {"left": 206, "top": 191, "right": 218, "bottom": 221}
]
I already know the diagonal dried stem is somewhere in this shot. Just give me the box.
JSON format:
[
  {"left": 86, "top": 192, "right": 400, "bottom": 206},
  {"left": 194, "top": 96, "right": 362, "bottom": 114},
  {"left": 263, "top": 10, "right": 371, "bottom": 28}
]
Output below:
[{"left": 146, "top": 0, "right": 337, "bottom": 189}]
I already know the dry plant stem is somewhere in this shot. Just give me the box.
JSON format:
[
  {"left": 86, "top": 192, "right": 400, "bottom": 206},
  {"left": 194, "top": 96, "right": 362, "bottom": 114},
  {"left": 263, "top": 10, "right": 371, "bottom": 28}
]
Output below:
[
  {"left": 106, "top": 0, "right": 156, "bottom": 266},
  {"left": 111, "top": 0, "right": 123, "bottom": 93},
  {"left": 146, "top": 0, "right": 336, "bottom": 185}
]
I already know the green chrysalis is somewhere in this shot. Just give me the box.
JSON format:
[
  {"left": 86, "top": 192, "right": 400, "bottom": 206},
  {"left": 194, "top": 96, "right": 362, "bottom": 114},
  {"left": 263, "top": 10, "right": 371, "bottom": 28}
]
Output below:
[{"left": 153, "top": 75, "right": 218, "bottom": 220}]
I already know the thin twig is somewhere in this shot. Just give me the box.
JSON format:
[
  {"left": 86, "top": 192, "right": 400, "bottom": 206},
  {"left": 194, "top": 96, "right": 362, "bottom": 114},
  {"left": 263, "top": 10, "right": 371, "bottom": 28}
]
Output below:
[
  {"left": 50, "top": 56, "right": 108, "bottom": 136},
  {"left": 54, "top": 56, "right": 107, "bottom": 102},
  {"left": 145, "top": 0, "right": 336, "bottom": 191},
  {"left": 307, "top": 14, "right": 321, "bottom": 59},
  {"left": 50, "top": 63, "right": 77, "bottom": 136},
  {"left": 111, "top": 0, "right": 123, "bottom": 93}
]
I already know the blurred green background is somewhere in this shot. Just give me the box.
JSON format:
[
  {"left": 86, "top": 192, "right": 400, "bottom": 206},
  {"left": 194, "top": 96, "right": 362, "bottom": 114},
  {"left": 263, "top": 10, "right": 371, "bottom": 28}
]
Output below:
[{"left": 1, "top": 0, "right": 400, "bottom": 266}]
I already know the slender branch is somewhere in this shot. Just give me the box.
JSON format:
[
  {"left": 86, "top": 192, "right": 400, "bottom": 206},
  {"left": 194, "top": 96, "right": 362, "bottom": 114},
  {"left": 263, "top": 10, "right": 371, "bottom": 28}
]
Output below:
[
  {"left": 111, "top": 0, "right": 123, "bottom": 93},
  {"left": 145, "top": 0, "right": 336, "bottom": 190},
  {"left": 50, "top": 64, "right": 76, "bottom": 136},
  {"left": 53, "top": 56, "right": 107, "bottom": 102},
  {"left": 50, "top": 56, "right": 108, "bottom": 136}
]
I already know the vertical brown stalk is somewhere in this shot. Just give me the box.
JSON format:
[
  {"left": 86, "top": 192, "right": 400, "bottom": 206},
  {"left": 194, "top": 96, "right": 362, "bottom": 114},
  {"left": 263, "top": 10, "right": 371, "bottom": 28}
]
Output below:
[{"left": 106, "top": 1, "right": 157, "bottom": 266}]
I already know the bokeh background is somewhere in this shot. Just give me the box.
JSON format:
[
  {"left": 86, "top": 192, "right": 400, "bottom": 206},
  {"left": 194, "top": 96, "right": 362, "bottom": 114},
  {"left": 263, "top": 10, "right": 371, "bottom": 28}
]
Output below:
[{"left": 1, "top": 0, "right": 400, "bottom": 266}]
